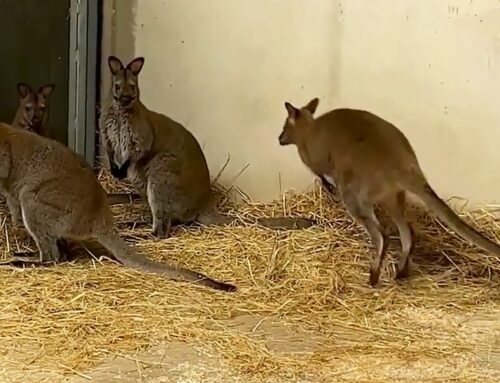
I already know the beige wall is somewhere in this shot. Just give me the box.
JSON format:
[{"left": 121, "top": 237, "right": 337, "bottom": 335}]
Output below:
[{"left": 102, "top": 0, "right": 500, "bottom": 206}]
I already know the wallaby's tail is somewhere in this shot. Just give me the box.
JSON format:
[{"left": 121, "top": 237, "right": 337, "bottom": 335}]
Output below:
[
  {"left": 196, "top": 209, "right": 234, "bottom": 226},
  {"left": 96, "top": 231, "right": 236, "bottom": 292},
  {"left": 196, "top": 209, "right": 316, "bottom": 230},
  {"left": 402, "top": 178, "right": 500, "bottom": 257},
  {"left": 257, "top": 217, "right": 316, "bottom": 230},
  {"left": 106, "top": 193, "right": 142, "bottom": 206}
]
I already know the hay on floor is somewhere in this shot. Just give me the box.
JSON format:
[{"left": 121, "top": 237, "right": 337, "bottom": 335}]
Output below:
[{"left": 0, "top": 173, "right": 498, "bottom": 382}]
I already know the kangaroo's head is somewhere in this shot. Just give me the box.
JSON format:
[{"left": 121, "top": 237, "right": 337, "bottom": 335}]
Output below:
[
  {"left": 107, "top": 56, "right": 145, "bottom": 109},
  {"left": 15, "top": 83, "right": 55, "bottom": 135},
  {"left": 278, "top": 98, "right": 319, "bottom": 146}
]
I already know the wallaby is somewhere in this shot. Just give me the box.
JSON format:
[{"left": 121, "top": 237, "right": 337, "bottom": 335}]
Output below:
[
  {"left": 12, "top": 83, "right": 54, "bottom": 137},
  {"left": 279, "top": 97, "right": 500, "bottom": 286},
  {"left": 0, "top": 122, "right": 236, "bottom": 292},
  {"left": 100, "top": 55, "right": 314, "bottom": 237},
  {"left": 9, "top": 82, "right": 140, "bottom": 207}
]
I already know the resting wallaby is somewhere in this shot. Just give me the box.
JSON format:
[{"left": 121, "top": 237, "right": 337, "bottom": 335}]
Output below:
[
  {"left": 12, "top": 83, "right": 54, "bottom": 137},
  {"left": 0, "top": 122, "right": 236, "bottom": 292},
  {"left": 279, "top": 98, "right": 500, "bottom": 286},
  {"left": 100, "top": 56, "right": 314, "bottom": 237}
]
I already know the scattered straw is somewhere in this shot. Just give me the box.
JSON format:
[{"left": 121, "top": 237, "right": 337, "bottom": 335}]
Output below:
[{"left": 0, "top": 172, "right": 498, "bottom": 382}]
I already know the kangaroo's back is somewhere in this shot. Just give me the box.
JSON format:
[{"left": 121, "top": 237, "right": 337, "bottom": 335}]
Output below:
[
  {"left": 0, "top": 122, "right": 109, "bottom": 225},
  {"left": 307, "top": 108, "right": 421, "bottom": 185},
  {"left": 148, "top": 108, "right": 211, "bottom": 192}
]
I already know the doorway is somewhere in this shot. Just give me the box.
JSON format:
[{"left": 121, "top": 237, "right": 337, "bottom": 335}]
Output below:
[
  {"left": 0, "top": 0, "right": 101, "bottom": 166},
  {"left": 0, "top": 0, "right": 70, "bottom": 144}
]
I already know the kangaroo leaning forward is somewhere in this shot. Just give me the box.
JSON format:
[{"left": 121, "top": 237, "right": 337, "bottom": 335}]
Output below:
[
  {"left": 0, "top": 123, "right": 235, "bottom": 292},
  {"left": 279, "top": 98, "right": 500, "bottom": 286}
]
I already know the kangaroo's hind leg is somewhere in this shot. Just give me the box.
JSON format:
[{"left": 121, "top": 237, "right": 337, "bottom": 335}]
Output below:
[
  {"left": 381, "top": 191, "right": 415, "bottom": 280},
  {"left": 342, "top": 191, "right": 388, "bottom": 287},
  {"left": 5, "top": 193, "right": 65, "bottom": 266}
]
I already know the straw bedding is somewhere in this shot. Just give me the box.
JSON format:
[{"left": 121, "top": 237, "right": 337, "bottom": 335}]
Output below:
[{"left": 0, "top": 170, "right": 498, "bottom": 382}]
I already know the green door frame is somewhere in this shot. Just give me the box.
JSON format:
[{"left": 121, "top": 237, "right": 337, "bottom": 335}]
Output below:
[{"left": 68, "top": 0, "right": 100, "bottom": 166}]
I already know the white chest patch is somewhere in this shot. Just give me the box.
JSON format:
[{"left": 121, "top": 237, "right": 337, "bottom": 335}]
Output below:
[{"left": 102, "top": 106, "right": 134, "bottom": 167}]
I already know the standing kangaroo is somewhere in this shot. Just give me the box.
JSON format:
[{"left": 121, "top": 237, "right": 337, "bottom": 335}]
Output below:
[
  {"left": 12, "top": 83, "right": 54, "bottom": 137},
  {"left": 278, "top": 97, "right": 500, "bottom": 286},
  {"left": 0, "top": 122, "right": 236, "bottom": 292},
  {"left": 100, "top": 56, "right": 314, "bottom": 237}
]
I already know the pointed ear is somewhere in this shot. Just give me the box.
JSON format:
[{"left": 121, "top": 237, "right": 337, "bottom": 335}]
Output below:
[
  {"left": 126, "top": 57, "right": 145, "bottom": 76},
  {"left": 38, "top": 84, "right": 55, "bottom": 98},
  {"left": 304, "top": 98, "right": 319, "bottom": 114},
  {"left": 17, "top": 83, "right": 33, "bottom": 99},
  {"left": 108, "top": 55, "right": 124, "bottom": 75},
  {"left": 285, "top": 102, "right": 299, "bottom": 118}
]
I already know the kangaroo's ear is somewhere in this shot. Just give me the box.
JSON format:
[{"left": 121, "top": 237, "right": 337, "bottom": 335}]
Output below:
[
  {"left": 304, "top": 98, "right": 319, "bottom": 115},
  {"left": 108, "top": 55, "right": 125, "bottom": 75},
  {"left": 285, "top": 102, "right": 299, "bottom": 119},
  {"left": 126, "top": 57, "right": 145, "bottom": 76},
  {"left": 38, "top": 84, "right": 55, "bottom": 98},
  {"left": 17, "top": 83, "right": 33, "bottom": 99}
]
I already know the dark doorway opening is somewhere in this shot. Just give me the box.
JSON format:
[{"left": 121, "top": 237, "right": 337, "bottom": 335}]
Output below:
[
  {"left": 0, "top": 0, "right": 71, "bottom": 145},
  {"left": 0, "top": 0, "right": 102, "bottom": 167}
]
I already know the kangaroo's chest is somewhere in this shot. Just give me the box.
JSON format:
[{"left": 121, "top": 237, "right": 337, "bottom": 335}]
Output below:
[
  {"left": 103, "top": 110, "right": 141, "bottom": 167},
  {"left": 298, "top": 144, "right": 332, "bottom": 176}
]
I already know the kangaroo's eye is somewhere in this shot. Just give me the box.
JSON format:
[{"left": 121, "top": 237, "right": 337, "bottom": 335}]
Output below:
[
  {"left": 130, "top": 84, "right": 136, "bottom": 91},
  {"left": 114, "top": 84, "right": 120, "bottom": 92}
]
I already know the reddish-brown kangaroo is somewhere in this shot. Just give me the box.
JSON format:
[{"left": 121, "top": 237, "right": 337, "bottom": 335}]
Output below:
[
  {"left": 0, "top": 122, "right": 236, "bottom": 292},
  {"left": 278, "top": 97, "right": 500, "bottom": 286}
]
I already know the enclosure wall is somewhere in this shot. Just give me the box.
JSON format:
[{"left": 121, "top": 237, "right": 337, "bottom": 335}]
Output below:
[{"left": 102, "top": 0, "right": 500, "bottom": 206}]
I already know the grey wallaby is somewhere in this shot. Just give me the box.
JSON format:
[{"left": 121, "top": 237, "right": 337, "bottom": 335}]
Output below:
[
  {"left": 0, "top": 122, "right": 236, "bottom": 292},
  {"left": 279, "top": 97, "right": 500, "bottom": 286},
  {"left": 100, "top": 55, "right": 314, "bottom": 237}
]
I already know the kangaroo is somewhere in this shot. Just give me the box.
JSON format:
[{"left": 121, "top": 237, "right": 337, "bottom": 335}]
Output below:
[
  {"left": 279, "top": 97, "right": 500, "bottom": 286},
  {"left": 0, "top": 122, "right": 236, "bottom": 292},
  {"left": 9, "top": 82, "right": 141, "bottom": 207},
  {"left": 100, "top": 55, "right": 313, "bottom": 237},
  {"left": 12, "top": 83, "right": 55, "bottom": 137}
]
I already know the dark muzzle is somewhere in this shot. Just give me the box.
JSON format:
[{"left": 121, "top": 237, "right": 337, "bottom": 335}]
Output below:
[
  {"left": 119, "top": 96, "right": 134, "bottom": 106},
  {"left": 278, "top": 131, "right": 289, "bottom": 145}
]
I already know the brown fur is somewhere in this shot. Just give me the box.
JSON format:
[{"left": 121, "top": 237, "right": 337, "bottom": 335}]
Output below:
[
  {"left": 99, "top": 56, "right": 213, "bottom": 237},
  {"left": 12, "top": 83, "right": 54, "bottom": 137},
  {"left": 10, "top": 82, "right": 140, "bottom": 207},
  {"left": 279, "top": 97, "right": 500, "bottom": 286},
  {"left": 100, "top": 56, "right": 313, "bottom": 237},
  {"left": 0, "top": 122, "right": 235, "bottom": 292}
]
